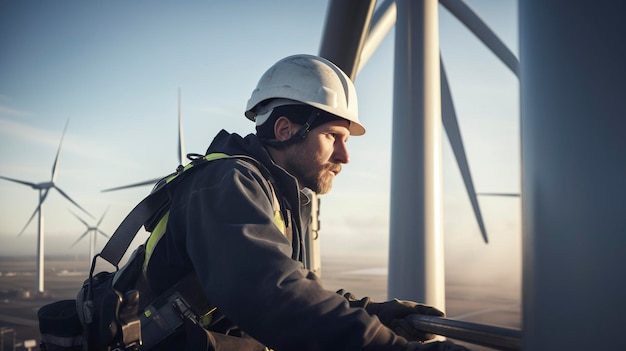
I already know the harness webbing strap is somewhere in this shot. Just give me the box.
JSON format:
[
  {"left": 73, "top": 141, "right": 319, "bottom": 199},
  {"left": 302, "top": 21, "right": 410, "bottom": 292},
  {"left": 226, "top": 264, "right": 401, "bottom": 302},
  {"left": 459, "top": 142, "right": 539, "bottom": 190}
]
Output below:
[
  {"left": 93, "top": 152, "right": 286, "bottom": 350},
  {"left": 99, "top": 153, "right": 231, "bottom": 267},
  {"left": 99, "top": 152, "right": 286, "bottom": 269},
  {"left": 141, "top": 154, "right": 287, "bottom": 273},
  {"left": 99, "top": 185, "right": 170, "bottom": 267}
]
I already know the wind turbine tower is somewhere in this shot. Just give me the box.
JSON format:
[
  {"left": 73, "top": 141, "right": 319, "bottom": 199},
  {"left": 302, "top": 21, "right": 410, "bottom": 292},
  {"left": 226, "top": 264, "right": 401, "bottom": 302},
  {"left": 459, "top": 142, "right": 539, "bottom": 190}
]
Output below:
[
  {"left": 318, "top": 0, "right": 518, "bottom": 308},
  {"left": 0, "top": 120, "right": 92, "bottom": 293}
]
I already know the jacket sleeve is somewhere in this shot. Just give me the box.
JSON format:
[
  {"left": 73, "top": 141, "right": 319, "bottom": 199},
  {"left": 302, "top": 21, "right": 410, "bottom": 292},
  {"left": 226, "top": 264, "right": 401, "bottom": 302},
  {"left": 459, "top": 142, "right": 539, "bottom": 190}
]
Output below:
[{"left": 176, "top": 159, "right": 408, "bottom": 351}]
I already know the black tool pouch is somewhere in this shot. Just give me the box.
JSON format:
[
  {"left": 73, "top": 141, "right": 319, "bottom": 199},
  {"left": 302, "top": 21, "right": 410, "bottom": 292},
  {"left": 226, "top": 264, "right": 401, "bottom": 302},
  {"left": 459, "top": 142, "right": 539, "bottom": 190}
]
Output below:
[
  {"left": 38, "top": 299, "right": 85, "bottom": 351},
  {"left": 76, "top": 246, "right": 145, "bottom": 351}
]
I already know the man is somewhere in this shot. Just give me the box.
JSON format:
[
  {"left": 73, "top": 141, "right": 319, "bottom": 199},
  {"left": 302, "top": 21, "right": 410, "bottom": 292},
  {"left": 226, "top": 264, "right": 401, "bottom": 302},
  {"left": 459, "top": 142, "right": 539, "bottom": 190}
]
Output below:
[{"left": 143, "top": 54, "right": 469, "bottom": 350}]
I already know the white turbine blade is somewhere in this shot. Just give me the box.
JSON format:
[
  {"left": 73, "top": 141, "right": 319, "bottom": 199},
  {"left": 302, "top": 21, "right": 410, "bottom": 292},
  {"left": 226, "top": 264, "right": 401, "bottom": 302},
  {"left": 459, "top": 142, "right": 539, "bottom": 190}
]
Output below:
[
  {"left": 97, "top": 206, "right": 110, "bottom": 227},
  {"left": 178, "top": 88, "right": 186, "bottom": 165},
  {"left": 318, "top": 0, "right": 376, "bottom": 79},
  {"left": 439, "top": 0, "right": 519, "bottom": 77},
  {"left": 51, "top": 119, "right": 70, "bottom": 183},
  {"left": 54, "top": 185, "right": 93, "bottom": 218},
  {"left": 0, "top": 175, "right": 36, "bottom": 188},
  {"left": 41, "top": 188, "right": 50, "bottom": 202},
  {"left": 18, "top": 204, "right": 40, "bottom": 236},
  {"left": 441, "top": 59, "right": 489, "bottom": 244},
  {"left": 97, "top": 229, "right": 110, "bottom": 239},
  {"left": 18, "top": 189, "right": 49, "bottom": 236},
  {"left": 358, "top": 0, "right": 396, "bottom": 75},
  {"left": 70, "top": 230, "right": 90, "bottom": 248},
  {"left": 104, "top": 90, "right": 186, "bottom": 192},
  {"left": 70, "top": 210, "right": 91, "bottom": 228},
  {"left": 101, "top": 177, "right": 161, "bottom": 192},
  {"left": 478, "top": 192, "right": 520, "bottom": 197}
]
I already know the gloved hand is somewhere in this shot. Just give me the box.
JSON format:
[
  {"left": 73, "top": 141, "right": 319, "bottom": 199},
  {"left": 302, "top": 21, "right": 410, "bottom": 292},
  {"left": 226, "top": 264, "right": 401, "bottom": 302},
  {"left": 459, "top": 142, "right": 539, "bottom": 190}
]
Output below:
[
  {"left": 336, "top": 290, "right": 444, "bottom": 342},
  {"left": 366, "top": 298, "right": 444, "bottom": 341}
]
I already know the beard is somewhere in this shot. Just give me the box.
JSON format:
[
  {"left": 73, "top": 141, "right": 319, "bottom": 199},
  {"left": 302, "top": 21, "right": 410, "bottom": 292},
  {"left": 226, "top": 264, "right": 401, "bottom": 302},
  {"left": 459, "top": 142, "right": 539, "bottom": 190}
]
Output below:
[{"left": 283, "top": 143, "right": 340, "bottom": 194}]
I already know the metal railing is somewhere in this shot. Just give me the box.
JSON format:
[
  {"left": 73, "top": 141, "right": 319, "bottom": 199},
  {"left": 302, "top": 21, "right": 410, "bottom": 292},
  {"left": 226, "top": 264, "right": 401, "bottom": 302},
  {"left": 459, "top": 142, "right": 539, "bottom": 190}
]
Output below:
[{"left": 408, "top": 315, "right": 521, "bottom": 350}]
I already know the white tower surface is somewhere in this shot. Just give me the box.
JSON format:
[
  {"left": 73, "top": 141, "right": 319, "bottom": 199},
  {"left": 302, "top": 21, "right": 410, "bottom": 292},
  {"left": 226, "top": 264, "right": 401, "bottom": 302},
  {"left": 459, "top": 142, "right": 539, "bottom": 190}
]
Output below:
[
  {"left": 520, "top": 1, "right": 626, "bottom": 349},
  {"left": 388, "top": 0, "right": 445, "bottom": 310}
]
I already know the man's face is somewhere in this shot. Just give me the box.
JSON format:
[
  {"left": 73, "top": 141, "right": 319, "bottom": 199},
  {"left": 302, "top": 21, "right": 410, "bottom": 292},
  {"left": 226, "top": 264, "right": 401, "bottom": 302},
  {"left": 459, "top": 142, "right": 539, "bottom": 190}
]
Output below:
[{"left": 283, "top": 119, "right": 350, "bottom": 194}]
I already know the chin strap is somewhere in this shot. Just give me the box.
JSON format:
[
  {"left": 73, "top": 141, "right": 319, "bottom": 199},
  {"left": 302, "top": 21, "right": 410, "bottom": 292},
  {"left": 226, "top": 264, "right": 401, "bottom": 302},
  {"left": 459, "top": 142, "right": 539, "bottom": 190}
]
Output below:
[{"left": 262, "top": 109, "right": 319, "bottom": 148}]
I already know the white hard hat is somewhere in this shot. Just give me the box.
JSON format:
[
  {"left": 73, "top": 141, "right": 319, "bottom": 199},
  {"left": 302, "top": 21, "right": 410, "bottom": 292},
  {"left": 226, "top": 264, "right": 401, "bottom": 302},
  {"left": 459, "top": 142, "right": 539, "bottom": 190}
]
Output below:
[{"left": 245, "top": 54, "right": 365, "bottom": 136}]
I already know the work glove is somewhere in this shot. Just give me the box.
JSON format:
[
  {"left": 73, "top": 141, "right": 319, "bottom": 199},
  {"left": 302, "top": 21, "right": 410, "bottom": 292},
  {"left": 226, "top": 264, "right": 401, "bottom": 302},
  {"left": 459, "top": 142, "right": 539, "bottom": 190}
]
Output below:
[{"left": 336, "top": 289, "right": 444, "bottom": 342}]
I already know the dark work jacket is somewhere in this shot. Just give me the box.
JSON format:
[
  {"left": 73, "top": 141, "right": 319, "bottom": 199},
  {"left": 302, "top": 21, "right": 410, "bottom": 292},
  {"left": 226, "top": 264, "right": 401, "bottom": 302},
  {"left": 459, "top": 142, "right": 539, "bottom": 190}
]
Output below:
[{"left": 144, "top": 130, "right": 407, "bottom": 350}]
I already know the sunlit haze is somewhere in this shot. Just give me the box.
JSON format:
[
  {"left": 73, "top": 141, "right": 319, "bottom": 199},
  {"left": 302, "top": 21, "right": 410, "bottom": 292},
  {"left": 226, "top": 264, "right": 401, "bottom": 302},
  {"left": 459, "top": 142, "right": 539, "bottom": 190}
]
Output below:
[{"left": 0, "top": 1, "right": 519, "bottom": 290}]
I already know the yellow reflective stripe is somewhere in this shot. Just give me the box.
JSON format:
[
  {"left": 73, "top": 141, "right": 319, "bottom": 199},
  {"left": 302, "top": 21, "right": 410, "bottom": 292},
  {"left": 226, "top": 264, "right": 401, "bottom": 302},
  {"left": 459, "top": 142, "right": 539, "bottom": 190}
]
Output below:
[
  {"left": 143, "top": 153, "right": 235, "bottom": 273},
  {"left": 143, "top": 211, "right": 170, "bottom": 273},
  {"left": 273, "top": 210, "right": 285, "bottom": 235},
  {"left": 142, "top": 152, "right": 287, "bottom": 273},
  {"left": 163, "top": 153, "right": 231, "bottom": 184},
  {"left": 204, "top": 152, "right": 230, "bottom": 161}
]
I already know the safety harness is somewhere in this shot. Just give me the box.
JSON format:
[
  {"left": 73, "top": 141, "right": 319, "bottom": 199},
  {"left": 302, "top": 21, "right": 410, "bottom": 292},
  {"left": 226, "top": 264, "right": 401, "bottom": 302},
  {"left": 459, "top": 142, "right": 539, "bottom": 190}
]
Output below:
[{"left": 78, "top": 152, "right": 287, "bottom": 350}]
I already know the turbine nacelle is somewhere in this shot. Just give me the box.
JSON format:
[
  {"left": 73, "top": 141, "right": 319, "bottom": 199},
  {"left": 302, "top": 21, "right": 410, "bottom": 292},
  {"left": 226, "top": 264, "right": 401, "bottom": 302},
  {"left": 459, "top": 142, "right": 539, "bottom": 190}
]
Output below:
[
  {"left": 70, "top": 208, "right": 110, "bottom": 262},
  {"left": 33, "top": 182, "right": 54, "bottom": 190}
]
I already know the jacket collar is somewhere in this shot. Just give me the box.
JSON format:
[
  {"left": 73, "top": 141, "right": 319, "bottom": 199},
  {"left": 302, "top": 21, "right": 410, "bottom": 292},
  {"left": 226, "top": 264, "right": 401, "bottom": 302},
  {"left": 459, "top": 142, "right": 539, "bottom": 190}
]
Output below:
[{"left": 205, "top": 130, "right": 306, "bottom": 261}]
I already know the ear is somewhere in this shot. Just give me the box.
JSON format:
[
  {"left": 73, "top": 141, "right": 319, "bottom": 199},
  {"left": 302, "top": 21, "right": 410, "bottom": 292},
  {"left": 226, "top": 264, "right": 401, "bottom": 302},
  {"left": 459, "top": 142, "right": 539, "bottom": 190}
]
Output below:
[{"left": 273, "top": 116, "right": 295, "bottom": 141}]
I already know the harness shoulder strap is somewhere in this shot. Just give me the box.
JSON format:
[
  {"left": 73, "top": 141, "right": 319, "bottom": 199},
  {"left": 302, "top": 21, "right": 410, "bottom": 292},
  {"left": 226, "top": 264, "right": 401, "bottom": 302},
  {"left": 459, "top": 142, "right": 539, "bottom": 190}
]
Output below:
[
  {"left": 142, "top": 154, "right": 287, "bottom": 273},
  {"left": 99, "top": 153, "right": 230, "bottom": 267},
  {"left": 99, "top": 153, "right": 286, "bottom": 268}
]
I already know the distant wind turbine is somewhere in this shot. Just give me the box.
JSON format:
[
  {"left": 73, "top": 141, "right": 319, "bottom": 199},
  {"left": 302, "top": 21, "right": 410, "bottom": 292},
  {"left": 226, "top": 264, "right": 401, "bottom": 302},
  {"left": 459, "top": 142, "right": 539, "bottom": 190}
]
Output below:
[
  {"left": 0, "top": 119, "right": 93, "bottom": 293},
  {"left": 102, "top": 88, "right": 186, "bottom": 192},
  {"left": 70, "top": 207, "right": 110, "bottom": 263}
]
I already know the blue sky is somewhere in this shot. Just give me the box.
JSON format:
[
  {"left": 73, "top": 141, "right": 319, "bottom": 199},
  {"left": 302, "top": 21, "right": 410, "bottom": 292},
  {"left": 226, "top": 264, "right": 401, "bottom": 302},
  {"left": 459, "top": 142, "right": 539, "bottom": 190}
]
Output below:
[{"left": 0, "top": 0, "right": 519, "bottom": 284}]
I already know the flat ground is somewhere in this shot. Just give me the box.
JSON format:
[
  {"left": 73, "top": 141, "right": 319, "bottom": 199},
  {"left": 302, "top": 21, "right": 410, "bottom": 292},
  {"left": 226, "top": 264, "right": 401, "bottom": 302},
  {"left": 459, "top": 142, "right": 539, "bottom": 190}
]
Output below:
[{"left": 0, "top": 256, "right": 519, "bottom": 350}]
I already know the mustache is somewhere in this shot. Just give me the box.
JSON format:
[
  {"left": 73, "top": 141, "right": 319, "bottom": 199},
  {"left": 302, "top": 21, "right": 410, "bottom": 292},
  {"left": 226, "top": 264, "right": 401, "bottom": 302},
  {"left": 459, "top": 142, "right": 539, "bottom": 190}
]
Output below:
[{"left": 327, "top": 164, "right": 342, "bottom": 175}]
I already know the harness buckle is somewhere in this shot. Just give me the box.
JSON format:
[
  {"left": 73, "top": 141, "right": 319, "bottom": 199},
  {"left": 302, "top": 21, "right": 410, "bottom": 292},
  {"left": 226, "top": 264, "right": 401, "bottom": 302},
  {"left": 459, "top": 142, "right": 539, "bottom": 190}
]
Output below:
[{"left": 172, "top": 296, "right": 198, "bottom": 324}]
